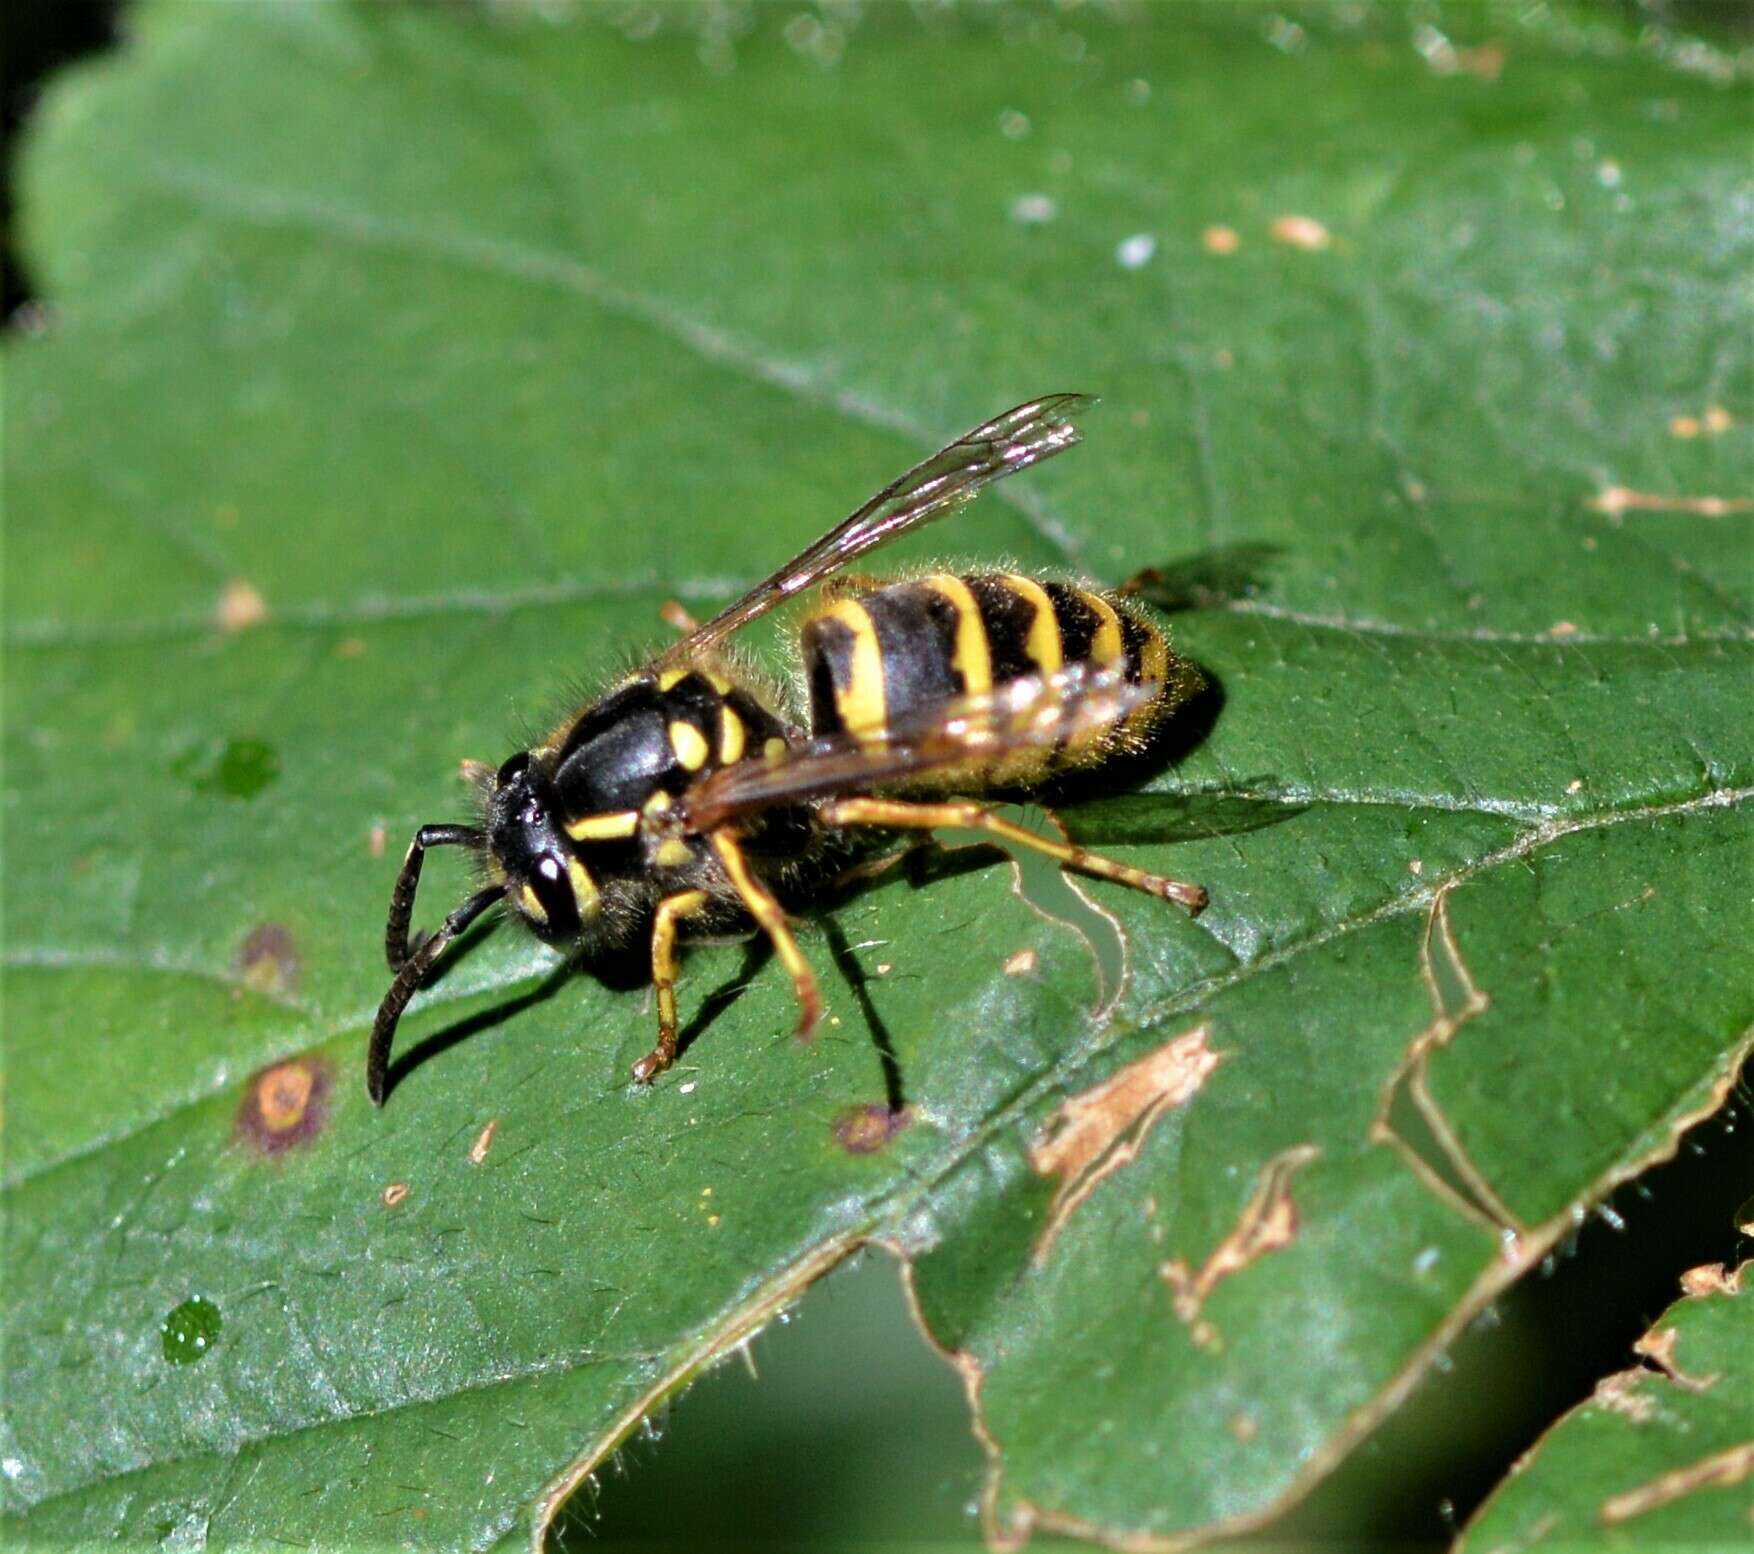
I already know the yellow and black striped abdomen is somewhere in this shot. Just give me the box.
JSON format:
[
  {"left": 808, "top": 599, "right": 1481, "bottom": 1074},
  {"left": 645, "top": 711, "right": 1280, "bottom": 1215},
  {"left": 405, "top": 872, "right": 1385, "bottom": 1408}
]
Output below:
[{"left": 800, "top": 571, "right": 1192, "bottom": 785}]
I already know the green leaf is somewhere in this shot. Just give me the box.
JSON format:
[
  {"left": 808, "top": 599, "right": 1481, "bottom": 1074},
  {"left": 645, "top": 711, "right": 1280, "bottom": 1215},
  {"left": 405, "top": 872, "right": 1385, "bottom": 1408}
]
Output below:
[
  {"left": 1458, "top": 1261, "right": 1754, "bottom": 1550},
  {"left": 4, "top": 3, "right": 1750, "bottom": 1549}
]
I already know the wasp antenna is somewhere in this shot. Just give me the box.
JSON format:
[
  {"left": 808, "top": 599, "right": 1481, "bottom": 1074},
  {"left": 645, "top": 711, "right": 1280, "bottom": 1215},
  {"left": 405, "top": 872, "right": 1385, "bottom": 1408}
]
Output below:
[
  {"left": 367, "top": 884, "right": 502, "bottom": 1107},
  {"left": 385, "top": 824, "right": 485, "bottom": 972}
]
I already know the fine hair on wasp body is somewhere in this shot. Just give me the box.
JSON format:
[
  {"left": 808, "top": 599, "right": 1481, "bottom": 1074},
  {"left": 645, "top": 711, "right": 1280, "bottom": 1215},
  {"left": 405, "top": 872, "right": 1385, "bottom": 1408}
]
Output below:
[{"left": 367, "top": 394, "right": 1209, "bottom": 1107}]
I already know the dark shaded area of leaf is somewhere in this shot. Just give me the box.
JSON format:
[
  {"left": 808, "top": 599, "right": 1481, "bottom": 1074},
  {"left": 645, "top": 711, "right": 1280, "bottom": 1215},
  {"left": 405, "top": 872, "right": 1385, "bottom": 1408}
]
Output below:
[
  {"left": 1120, "top": 543, "right": 1285, "bottom": 613},
  {"left": 1, "top": 0, "right": 120, "bottom": 313},
  {"left": 562, "top": 1086, "right": 1754, "bottom": 1550},
  {"left": 1058, "top": 792, "right": 1311, "bottom": 848},
  {"left": 1458, "top": 1248, "right": 1754, "bottom": 1549}
]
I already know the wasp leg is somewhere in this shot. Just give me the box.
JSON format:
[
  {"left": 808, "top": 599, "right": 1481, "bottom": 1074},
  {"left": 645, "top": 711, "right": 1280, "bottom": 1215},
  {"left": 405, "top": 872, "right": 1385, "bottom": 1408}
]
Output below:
[
  {"left": 829, "top": 842, "right": 926, "bottom": 893},
  {"left": 632, "top": 888, "right": 712, "bottom": 1084},
  {"left": 368, "top": 883, "right": 503, "bottom": 1106},
  {"left": 820, "top": 797, "right": 1209, "bottom": 915},
  {"left": 709, "top": 830, "right": 823, "bottom": 1038},
  {"left": 386, "top": 824, "right": 483, "bottom": 971}
]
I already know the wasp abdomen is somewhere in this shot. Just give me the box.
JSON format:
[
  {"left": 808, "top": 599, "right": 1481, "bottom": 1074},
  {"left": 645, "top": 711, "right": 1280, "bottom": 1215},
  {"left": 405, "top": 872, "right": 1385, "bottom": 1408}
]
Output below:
[{"left": 801, "top": 572, "right": 1189, "bottom": 782}]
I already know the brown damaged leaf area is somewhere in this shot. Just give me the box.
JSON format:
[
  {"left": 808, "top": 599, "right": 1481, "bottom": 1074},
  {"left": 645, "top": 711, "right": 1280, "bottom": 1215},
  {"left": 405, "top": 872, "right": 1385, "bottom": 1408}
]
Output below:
[
  {"left": 468, "top": 1118, "right": 500, "bottom": 1165},
  {"left": 1370, "top": 887, "right": 1524, "bottom": 1240},
  {"left": 1029, "top": 1024, "right": 1221, "bottom": 1263},
  {"left": 1590, "top": 1367, "right": 1657, "bottom": 1423},
  {"left": 214, "top": 576, "right": 268, "bottom": 632},
  {"left": 970, "top": 1026, "right": 1754, "bottom": 1554},
  {"left": 1600, "top": 1441, "right": 1754, "bottom": 1526},
  {"left": 234, "top": 1057, "right": 330, "bottom": 1156},
  {"left": 1596, "top": 1260, "right": 1752, "bottom": 1525},
  {"left": 889, "top": 1251, "right": 1036, "bottom": 1554},
  {"left": 237, "top": 922, "right": 301, "bottom": 998},
  {"left": 1679, "top": 1261, "right": 1743, "bottom": 1298},
  {"left": 1160, "top": 1144, "right": 1321, "bottom": 1351},
  {"left": 1585, "top": 485, "right": 1754, "bottom": 520},
  {"left": 833, "top": 1104, "right": 911, "bottom": 1155},
  {"left": 1634, "top": 1321, "right": 1722, "bottom": 1393}
]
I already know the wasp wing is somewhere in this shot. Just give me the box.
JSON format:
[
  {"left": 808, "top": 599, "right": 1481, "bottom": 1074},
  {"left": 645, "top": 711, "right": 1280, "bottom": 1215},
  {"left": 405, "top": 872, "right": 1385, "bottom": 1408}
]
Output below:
[
  {"left": 679, "top": 663, "right": 1151, "bottom": 834},
  {"left": 655, "top": 393, "right": 1092, "bottom": 668}
]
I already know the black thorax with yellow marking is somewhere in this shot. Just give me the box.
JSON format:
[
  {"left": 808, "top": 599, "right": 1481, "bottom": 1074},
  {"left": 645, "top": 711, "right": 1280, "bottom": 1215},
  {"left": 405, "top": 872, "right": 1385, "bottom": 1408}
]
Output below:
[{"left": 493, "top": 667, "right": 801, "bottom": 953}]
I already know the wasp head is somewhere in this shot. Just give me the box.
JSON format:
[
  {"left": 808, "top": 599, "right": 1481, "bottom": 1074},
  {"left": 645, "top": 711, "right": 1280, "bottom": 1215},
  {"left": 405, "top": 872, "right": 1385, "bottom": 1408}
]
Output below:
[{"left": 486, "top": 752, "right": 597, "bottom": 941}]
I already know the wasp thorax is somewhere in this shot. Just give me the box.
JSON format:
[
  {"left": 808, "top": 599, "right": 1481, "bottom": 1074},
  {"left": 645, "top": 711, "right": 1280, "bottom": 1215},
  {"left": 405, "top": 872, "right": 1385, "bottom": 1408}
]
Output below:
[{"left": 488, "top": 752, "right": 597, "bottom": 939}]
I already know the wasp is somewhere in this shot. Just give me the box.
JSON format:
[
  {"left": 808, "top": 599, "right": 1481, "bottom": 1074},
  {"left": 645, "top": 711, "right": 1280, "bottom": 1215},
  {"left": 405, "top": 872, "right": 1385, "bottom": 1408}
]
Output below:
[{"left": 366, "top": 394, "right": 1208, "bottom": 1106}]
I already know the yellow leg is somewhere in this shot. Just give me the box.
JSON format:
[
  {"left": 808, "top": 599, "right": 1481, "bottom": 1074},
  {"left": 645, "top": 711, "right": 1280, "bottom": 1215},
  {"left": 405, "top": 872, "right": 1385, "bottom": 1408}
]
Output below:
[
  {"left": 633, "top": 888, "right": 711, "bottom": 1084},
  {"left": 821, "top": 797, "right": 1209, "bottom": 915},
  {"left": 709, "top": 830, "right": 823, "bottom": 1038}
]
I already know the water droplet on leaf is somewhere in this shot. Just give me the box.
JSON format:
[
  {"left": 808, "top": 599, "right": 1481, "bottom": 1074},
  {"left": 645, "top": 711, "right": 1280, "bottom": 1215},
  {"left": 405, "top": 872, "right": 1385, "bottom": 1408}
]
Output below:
[
  {"left": 175, "top": 737, "right": 280, "bottom": 801},
  {"left": 161, "top": 1296, "right": 221, "bottom": 1364}
]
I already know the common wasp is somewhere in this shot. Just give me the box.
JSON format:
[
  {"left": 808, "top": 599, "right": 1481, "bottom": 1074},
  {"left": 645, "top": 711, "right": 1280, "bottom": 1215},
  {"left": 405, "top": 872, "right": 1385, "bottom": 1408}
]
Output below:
[{"left": 367, "top": 394, "right": 1208, "bottom": 1106}]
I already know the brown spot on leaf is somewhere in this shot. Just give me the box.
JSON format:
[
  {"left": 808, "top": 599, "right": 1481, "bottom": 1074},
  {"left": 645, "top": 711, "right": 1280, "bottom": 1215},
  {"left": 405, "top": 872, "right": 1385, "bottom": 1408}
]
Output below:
[
  {"left": 1230, "top": 1412, "right": 1259, "bottom": 1442},
  {"left": 336, "top": 636, "right": 366, "bottom": 658},
  {"left": 369, "top": 825, "right": 387, "bottom": 858},
  {"left": 1268, "top": 214, "right": 1331, "bottom": 250},
  {"left": 237, "top": 923, "right": 300, "bottom": 998},
  {"left": 215, "top": 578, "right": 268, "bottom": 633},
  {"left": 381, "top": 1182, "right": 410, "bottom": 1208},
  {"left": 1030, "top": 1024, "right": 1221, "bottom": 1263},
  {"left": 1161, "top": 1144, "right": 1320, "bottom": 1350},
  {"left": 1423, "top": 37, "right": 1505, "bottom": 80},
  {"left": 833, "top": 1104, "right": 910, "bottom": 1155},
  {"left": 1634, "top": 1323, "right": 1719, "bottom": 1392},
  {"left": 1201, "top": 224, "right": 1240, "bottom": 255},
  {"left": 1463, "top": 41, "right": 1506, "bottom": 80},
  {"left": 1587, "top": 486, "right": 1753, "bottom": 520},
  {"left": 1601, "top": 1441, "right": 1754, "bottom": 1525},
  {"left": 1678, "top": 1261, "right": 1740, "bottom": 1298},
  {"left": 469, "top": 1118, "right": 500, "bottom": 1165},
  {"left": 1672, "top": 406, "right": 1733, "bottom": 439},
  {"left": 1003, "top": 948, "right": 1038, "bottom": 976},
  {"left": 236, "top": 1058, "right": 330, "bottom": 1154},
  {"left": 1592, "top": 1367, "right": 1656, "bottom": 1422}
]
